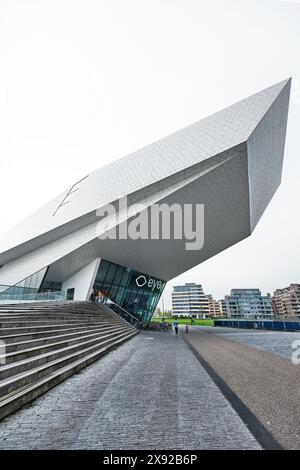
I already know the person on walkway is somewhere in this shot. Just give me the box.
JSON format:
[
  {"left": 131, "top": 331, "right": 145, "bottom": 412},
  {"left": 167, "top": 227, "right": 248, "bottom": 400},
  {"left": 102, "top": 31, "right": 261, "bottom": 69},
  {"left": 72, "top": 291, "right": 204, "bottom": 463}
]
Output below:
[
  {"left": 173, "top": 320, "right": 179, "bottom": 336},
  {"left": 185, "top": 322, "right": 189, "bottom": 334},
  {"left": 90, "top": 288, "right": 95, "bottom": 303}
]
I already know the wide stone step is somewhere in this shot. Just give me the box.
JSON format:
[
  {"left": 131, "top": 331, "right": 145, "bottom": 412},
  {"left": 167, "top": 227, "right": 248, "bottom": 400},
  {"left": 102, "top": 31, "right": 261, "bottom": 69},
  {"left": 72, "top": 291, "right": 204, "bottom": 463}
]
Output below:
[
  {"left": 0, "top": 330, "right": 137, "bottom": 421},
  {"left": 0, "top": 300, "right": 139, "bottom": 421},
  {"left": 0, "top": 328, "right": 131, "bottom": 380},
  {"left": 0, "top": 321, "right": 111, "bottom": 336},
  {"left": 1, "top": 325, "right": 127, "bottom": 362},
  {"left": 2, "top": 325, "right": 122, "bottom": 352},
  {"left": 0, "top": 319, "right": 109, "bottom": 328},
  {"left": 0, "top": 304, "right": 102, "bottom": 314},
  {"left": 0, "top": 311, "right": 114, "bottom": 317},
  {"left": 0, "top": 316, "right": 119, "bottom": 325},
  {"left": 0, "top": 310, "right": 119, "bottom": 318},
  {"left": 0, "top": 329, "right": 137, "bottom": 396},
  {"left": 0, "top": 324, "right": 114, "bottom": 344}
]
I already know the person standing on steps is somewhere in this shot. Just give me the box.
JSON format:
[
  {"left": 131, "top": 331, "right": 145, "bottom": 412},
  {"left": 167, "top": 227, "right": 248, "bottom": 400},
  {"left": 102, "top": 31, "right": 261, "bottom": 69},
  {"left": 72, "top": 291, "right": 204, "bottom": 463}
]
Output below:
[
  {"left": 173, "top": 319, "right": 179, "bottom": 336},
  {"left": 97, "top": 290, "right": 104, "bottom": 303}
]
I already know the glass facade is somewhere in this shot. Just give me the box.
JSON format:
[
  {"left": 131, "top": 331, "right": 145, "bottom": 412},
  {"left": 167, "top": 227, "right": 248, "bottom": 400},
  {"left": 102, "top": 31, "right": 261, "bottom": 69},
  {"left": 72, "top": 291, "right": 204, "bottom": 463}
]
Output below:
[
  {"left": 93, "top": 259, "right": 166, "bottom": 322},
  {"left": 0, "top": 267, "right": 66, "bottom": 303},
  {"left": 0, "top": 267, "right": 48, "bottom": 299}
]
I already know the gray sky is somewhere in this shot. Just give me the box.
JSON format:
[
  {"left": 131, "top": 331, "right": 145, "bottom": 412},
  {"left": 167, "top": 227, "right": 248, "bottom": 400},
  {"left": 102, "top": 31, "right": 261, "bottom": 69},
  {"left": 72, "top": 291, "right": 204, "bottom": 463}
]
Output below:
[{"left": 0, "top": 0, "right": 299, "bottom": 308}]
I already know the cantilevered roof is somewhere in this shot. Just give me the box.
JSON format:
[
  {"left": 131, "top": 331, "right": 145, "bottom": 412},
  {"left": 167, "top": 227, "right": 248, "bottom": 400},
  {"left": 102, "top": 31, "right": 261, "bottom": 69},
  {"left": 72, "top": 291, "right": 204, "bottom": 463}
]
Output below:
[{"left": 0, "top": 79, "right": 291, "bottom": 284}]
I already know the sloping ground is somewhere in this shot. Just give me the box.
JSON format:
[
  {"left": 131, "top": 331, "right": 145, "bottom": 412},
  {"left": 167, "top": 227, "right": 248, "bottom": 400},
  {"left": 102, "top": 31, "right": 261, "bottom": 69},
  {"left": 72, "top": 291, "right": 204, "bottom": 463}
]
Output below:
[
  {"left": 184, "top": 327, "right": 300, "bottom": 449},
  {"left": 0, "top": 301, "right": 138, "bottom": 420}
]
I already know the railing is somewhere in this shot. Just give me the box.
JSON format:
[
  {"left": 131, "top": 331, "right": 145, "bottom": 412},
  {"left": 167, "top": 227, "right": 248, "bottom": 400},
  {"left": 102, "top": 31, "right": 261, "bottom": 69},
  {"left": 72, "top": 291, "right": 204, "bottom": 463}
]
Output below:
[
  {"left": 214, "top": 318, "right": 300, "bottom": 331},
  {"left": 219, "top": 314, "right": 300, "bottom": 321},
  {"left": 0, "top": 285, "right": 67, "bottom": 304},
  {"left": 100, "top": 297, "right": 142, "bottom": 330}
]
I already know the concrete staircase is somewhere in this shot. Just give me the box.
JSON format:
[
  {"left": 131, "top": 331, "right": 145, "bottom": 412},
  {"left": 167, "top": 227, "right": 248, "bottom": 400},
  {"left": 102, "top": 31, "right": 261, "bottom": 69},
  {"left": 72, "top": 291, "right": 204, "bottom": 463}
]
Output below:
[{"left": 0, "top": 301, "right": 138, "bottom": 420}]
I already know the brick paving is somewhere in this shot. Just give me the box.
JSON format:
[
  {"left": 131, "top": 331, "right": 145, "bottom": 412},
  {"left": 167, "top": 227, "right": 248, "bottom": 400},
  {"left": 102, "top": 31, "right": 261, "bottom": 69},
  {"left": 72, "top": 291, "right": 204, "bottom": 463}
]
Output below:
[{"left": 0, "top": 331, "right": 259, "bottom": 450}]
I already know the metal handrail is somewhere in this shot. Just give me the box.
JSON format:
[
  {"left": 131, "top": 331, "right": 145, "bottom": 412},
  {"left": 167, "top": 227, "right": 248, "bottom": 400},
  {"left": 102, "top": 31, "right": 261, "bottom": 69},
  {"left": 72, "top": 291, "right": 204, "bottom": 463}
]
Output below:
[{"left": 100, "top": 297, "right": 141, "bottom": 330}]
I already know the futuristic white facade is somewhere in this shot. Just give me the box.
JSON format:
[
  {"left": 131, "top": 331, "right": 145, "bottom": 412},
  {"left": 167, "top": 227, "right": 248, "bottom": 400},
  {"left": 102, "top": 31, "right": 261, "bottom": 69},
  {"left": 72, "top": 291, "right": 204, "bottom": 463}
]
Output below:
[{"left": 0, "top": 79, "right": 291, "bottom": 320}]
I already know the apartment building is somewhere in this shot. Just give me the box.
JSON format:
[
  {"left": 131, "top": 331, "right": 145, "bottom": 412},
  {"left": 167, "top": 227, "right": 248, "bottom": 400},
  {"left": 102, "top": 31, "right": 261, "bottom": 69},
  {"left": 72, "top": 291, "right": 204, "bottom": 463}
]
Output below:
[
  {"left": 225, "top": 289, "right": 274, "bottom": 319},
  {"left": 172, "top": 283, "right": 211, "bottom": 318},
  {"left": 272, "top": 284, "right": 300, "bottom": 318}
]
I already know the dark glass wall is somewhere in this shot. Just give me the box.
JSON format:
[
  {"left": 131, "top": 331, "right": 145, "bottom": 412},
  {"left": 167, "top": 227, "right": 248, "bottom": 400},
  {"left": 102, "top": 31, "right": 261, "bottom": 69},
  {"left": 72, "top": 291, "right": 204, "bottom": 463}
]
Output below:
[{"left": 93, "top": 259, "right": 165, "bottom": 322}]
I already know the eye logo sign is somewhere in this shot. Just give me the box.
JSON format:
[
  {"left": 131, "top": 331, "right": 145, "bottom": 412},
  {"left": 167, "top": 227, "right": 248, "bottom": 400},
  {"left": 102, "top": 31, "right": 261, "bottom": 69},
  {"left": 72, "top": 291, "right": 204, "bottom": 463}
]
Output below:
[
  {"left": 135, "top": 275, "right": 147, "bottom": 288},
  {"left": 135, "top": 275, "right": 164, "bottom": 292}
]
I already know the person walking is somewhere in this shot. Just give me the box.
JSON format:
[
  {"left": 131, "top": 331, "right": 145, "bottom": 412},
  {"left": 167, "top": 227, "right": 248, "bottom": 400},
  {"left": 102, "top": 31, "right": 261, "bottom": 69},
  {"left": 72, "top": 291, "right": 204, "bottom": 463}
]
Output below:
[
  {"left": 185, "top": 322, "right": 189, "bottom": 334},
  {"left": 173, "top": 319, "right": 179, "bottom": 336}
]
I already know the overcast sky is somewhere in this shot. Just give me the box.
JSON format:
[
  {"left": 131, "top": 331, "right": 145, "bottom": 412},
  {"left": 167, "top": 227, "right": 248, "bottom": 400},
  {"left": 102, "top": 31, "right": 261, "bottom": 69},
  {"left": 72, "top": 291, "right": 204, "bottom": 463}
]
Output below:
[{"left": 0, "top": 0, "right": 299, "bottom": 308}]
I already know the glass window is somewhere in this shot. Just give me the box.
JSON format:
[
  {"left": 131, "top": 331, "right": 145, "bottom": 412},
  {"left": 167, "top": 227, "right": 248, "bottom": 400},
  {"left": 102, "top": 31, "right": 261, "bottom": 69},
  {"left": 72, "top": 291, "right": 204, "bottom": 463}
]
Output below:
[
  {"left": 104, "top": 263, "right": 117, "bottom": 286},
  {"left": 92, "top": 258, "right": 165, "bottom": 321},
  {"left": 113, "top": 266, "right": 124, "bottom": 286},
  {"left": 94, "top": 260, "right": 109, "bottom": 289}
]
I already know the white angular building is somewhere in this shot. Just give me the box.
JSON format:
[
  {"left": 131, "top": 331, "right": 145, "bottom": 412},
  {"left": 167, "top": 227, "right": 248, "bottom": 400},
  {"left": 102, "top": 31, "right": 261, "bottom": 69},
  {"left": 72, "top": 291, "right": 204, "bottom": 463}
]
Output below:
[{"left": 0, "top": 79, "right": 291, "bottom": 321}]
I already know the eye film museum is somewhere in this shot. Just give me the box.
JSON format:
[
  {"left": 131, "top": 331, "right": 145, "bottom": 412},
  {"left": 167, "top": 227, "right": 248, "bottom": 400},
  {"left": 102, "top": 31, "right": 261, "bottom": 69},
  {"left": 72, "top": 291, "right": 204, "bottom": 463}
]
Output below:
[{"left": 0, "top": 79, "right": 291, "bottom": 322}]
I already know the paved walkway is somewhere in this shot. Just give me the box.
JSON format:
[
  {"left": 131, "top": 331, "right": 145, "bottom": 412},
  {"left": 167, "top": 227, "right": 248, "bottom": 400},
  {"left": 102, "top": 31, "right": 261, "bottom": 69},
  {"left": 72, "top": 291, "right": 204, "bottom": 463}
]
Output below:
[
  {"left": 185, "top": 327, "right": 300, "bottom": 449},
  {"left": 0, "top": 331, "right": 259, "bottom": 450}
]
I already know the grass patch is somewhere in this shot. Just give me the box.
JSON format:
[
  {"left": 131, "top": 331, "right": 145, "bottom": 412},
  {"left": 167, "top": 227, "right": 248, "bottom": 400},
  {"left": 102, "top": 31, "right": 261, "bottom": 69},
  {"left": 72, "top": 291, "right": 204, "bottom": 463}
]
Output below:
[{"left": 151, "top": 318, "right": 214, "bottom": 327}]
